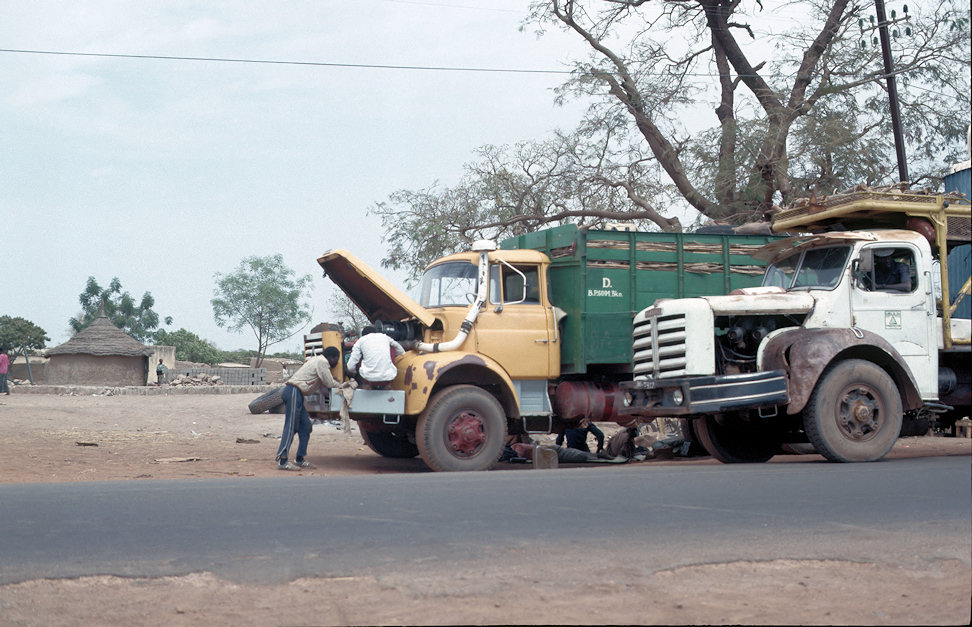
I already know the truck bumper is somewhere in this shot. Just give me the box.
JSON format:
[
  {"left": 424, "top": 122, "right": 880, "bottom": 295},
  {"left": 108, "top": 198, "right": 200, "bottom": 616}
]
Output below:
[
  {"left": 304, "top": 388, "right": 406, "bottom": 417},
  {"left": 619, "top": 370, "right": 789, "bottom": 417}
]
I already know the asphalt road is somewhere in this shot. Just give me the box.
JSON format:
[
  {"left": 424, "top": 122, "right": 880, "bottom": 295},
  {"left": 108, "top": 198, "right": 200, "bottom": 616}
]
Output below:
[{"left": 1, "top": 456, "right": 969, "bottom": 586}]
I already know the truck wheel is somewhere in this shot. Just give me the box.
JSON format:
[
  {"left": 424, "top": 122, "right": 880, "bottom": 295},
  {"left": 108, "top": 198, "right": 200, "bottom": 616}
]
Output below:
[
  {"left": 694, "top": 414, "right": 778, "bottom": 463},
  {"left": 803, "top": 359, "right": 902, "bottom": 462},
  {"left": 361, "top": 429, "right": 420, "bottom": 458},
  {"left": 417, "top": 385, "right": 507, "bottom": 472},
  {"left": 248, "top": 387, "right": 285, "bottom": 414},
  {"left": 678, "top": 418, "right": 710, "bottom": 457}
]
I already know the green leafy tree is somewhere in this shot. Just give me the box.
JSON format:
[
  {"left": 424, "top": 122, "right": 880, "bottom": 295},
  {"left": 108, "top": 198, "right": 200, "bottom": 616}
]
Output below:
[
  {"left": 211, "top": 254, "right": 313, "bottom": 367},
  {"left": 153, "top": 328, "right": 222, "bottom": 365},
  {"left": 529, "top": 0, "right": 969, "bottom": 216},
  {"left": 71, "top": 277, "right": 173, "bottom": 343},
  {"left": 0, "top": 316, "right": 51, "bottom": 353},
  {"left": 372, "top": 0, "right": 970, "bottom": 276},
  {"left": 372, "top": 127, "right": 682, "bottom": 278}
]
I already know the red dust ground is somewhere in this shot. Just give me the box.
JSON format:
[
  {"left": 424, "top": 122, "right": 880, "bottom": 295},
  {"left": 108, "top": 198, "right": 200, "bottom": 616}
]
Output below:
[{"left": 0, "top": 389, "right": 969, "bottom": 626}]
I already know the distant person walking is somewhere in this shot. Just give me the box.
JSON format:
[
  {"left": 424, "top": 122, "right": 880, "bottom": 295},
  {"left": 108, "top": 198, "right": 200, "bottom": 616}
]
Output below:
[
  {"left": 0, "top": 350, "right": 10, "bottom": 395},
  {"left": 276, "top": 346, "right": 341, "bottom": 471},
  {"left": 155, "top": 359, "right": 168, "bottom": 385},
  {"left": 347, "top": 326, "right": 404, "bottom": 389}
]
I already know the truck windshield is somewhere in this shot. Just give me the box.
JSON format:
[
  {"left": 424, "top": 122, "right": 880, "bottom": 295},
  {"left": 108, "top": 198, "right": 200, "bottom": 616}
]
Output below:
[
  {"left": 763, "top": 246, "right": 850, "bottom": 291},
  {"left": 418, "top": 261, "right": 479, "bottom": 307}
]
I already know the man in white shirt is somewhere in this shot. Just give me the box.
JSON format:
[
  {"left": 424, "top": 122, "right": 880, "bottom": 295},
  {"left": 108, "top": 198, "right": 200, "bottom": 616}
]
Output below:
[
  {"left": 347, "top": 326, "right": 405, "bottom": 389},
  {"left": 276, "top": 346, "right": 341, "bottom": 471}
]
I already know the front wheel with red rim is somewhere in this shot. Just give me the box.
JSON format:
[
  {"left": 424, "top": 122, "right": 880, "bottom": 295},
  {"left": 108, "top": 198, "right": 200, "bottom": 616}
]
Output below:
[{"left": 417, "top": 385, "right": 507, "bottom": 472}]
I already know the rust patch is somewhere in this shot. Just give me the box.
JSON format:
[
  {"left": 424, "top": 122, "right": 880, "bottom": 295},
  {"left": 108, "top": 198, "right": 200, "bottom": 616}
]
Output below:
[
  {"left": 763, "top": 328, "right": 921, "bottom": 414},
  {"left": 453, "top": 354, "right": 487, "bottom": 367},
  {"left": 420, "top": 354, "right": 488, "bottom": 379}
]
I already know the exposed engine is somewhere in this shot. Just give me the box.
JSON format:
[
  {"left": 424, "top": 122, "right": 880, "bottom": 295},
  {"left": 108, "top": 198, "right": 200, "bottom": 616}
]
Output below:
[
  {"left": 372, "top": 319, "right": 424, "bottom": 342},
  {"left": 714, "top": 314, "right": 802, "bottom": 375}
]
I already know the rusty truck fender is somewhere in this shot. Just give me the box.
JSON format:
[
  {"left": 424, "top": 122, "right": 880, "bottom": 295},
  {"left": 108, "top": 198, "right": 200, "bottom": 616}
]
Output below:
[
  {"left": 397, "top": 350, "right": 520, "bottom": 418},
  {"left": 759, "top": 327, "right": 922, "bottom": 415}
]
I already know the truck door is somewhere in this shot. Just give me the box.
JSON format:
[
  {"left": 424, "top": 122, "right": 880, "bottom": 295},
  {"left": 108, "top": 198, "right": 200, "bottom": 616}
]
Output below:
[
  {"left": 852, "top": 245, "right": 937, "bottom": 398},
  {"left": 473, "top": 262, "right": 558, "bottom": 379}
]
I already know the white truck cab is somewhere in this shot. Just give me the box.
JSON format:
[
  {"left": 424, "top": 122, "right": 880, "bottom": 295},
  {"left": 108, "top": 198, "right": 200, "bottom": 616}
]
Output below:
[{"left": 621, "top": 189, "right": 971, "bottom": 464}]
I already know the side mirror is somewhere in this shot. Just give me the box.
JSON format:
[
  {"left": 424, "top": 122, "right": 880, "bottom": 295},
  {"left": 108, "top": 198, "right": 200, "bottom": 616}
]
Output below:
[{"left": 858, "top": 249, "right": 874, "bottom": 274}]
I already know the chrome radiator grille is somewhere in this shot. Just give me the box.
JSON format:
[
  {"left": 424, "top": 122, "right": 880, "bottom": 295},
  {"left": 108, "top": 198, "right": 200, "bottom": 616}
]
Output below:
[{"left": 633, "top": 311, "right": 688, "bottom": 378}]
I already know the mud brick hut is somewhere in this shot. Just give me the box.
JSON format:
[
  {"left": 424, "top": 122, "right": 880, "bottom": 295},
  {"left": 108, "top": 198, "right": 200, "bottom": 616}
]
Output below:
[{"left": 46, "top": 311, "right": 155, "bottom": 386}]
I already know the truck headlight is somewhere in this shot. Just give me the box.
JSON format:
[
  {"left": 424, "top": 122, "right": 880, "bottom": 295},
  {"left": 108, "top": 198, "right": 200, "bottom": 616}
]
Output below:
[
  {"left": 623, "top": 391, "right": 633, "bottom": 407},
  {"left": 672, "top": 389, "right": 684, "bottom": 406}
]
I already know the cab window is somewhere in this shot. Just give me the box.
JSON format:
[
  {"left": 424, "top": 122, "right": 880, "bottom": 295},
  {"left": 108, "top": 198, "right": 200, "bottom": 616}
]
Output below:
[
  {"left": 489, "top": 264, "right": 540, "bottom": 304},
  {"left": 865, "top": 247, "right": 916, "bottom": 293}
]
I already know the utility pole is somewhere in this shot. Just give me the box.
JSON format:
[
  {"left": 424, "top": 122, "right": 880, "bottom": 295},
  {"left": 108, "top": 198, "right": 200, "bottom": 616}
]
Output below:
[{"left": 873, "top": 0, "right": 909, "bottom": 184}]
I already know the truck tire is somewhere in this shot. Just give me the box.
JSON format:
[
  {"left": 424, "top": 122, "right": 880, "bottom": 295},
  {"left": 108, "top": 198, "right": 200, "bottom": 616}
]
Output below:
[
  {"left": 694, "top": 414, "right": 778, "bottom": 463},
  {"left": 361, "top": 429, "right": 420, "bottom": 458},
  {"left": 678, "top": 418, "right": 710, "bottom": 457},
  {"left": 803, "top": 359, "right": 902, "bottom": 462},
  {"left": 416, "top": 385, "right": 507, "bottom": 472},
  {"left": 248, "top": 387, "right": 285, "bottom": 414}
]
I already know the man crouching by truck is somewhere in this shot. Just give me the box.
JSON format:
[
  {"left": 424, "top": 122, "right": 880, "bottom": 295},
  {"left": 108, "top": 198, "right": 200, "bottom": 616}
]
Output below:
[
  {"left": 275, "top": 346, "right": 341, "bottom": 471},
  {"left": 347, "top": 326, "right": 404, "bottom": 389}
]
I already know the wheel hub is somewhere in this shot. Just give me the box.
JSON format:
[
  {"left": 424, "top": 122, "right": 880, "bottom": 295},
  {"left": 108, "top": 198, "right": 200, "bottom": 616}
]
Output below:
[
  {"left": 446, "top": 412, "right": 486, "bottom": 457},
  {"left": 837, "top": 389, "right": 881, "bottom": 440}
]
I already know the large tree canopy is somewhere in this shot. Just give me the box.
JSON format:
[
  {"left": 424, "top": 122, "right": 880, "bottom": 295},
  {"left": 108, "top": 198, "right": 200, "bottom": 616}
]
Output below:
[
  {"left": 0, "top": 315, "right": 50, "bottom": 353},
  {"left": 211, "top": 254, "right": 313, "bottom": 367},
  {"left": 70, "top": 276, "right": 172, "bottom": 343},
  {"left": 533, "top": 0, "right": 969, "bottom": 215},
  {"left": 371, "top": 0, "right": 970, "bottom": 279}
]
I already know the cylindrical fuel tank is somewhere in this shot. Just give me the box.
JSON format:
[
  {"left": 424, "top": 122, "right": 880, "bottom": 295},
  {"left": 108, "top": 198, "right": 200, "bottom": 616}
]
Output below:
[
  {"left": 553, "top": 381, "right": 627, "bottom": 422},
  {"left": 939, "top": 366, "right": 971, "bottom": 408}
]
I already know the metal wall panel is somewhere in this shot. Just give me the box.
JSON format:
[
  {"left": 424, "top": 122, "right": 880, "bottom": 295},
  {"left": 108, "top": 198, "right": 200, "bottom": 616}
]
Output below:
[{"left": 944, "top": 166, "right": 971, "bottom": 319}]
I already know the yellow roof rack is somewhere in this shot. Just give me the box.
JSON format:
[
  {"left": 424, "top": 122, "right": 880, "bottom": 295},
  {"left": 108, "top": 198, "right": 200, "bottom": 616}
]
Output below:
[{"left": 772, "top": 187, "right": 971, "bottom": 245}]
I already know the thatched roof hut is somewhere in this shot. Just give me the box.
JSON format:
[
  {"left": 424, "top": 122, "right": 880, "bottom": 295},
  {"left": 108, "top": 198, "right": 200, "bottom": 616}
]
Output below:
[{"left": 47, "top": 311, "right": 154, "bottom": 386}]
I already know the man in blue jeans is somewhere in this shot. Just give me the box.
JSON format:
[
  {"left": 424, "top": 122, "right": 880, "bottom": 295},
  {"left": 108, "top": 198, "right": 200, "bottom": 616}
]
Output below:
[
  {"left": 276, "top": 346, "right": 341, "bottom": 471},
  {"left": 555, "top": 421, "right": 605, "bottom": 454}
]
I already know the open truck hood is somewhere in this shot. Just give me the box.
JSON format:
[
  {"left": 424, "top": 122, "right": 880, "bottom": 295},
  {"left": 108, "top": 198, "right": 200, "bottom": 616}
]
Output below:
[{"left": 317, "top": 249, "right": 435, "bottom": 327}]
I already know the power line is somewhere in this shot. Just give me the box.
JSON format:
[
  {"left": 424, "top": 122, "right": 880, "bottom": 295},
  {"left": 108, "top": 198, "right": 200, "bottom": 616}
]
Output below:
[
  {"left": 0, "top": 46, "right": 934, "bottom": 89},
  {"left": 0, "top": 47, "right": 572, "bottom": 75},
  {"left": 0, "top": 46, "right": 802, "bottom": 80}
]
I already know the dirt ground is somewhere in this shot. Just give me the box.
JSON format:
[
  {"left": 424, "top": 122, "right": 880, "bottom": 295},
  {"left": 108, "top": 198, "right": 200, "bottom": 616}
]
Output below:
[{"left": 0, "top": 388, "right": 970, "bottom": 626}]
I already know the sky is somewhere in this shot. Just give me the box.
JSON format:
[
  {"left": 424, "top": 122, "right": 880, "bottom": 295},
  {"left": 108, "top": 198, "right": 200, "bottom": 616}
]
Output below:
[{"left": 0, "top": 0, "right": 595, "bottom": 353}]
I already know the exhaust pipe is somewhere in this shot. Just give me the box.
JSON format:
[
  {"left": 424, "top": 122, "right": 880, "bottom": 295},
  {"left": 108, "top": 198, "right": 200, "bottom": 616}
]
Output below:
[{"left": 413, "top": 240, "right": 494, "bottom": 353}]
